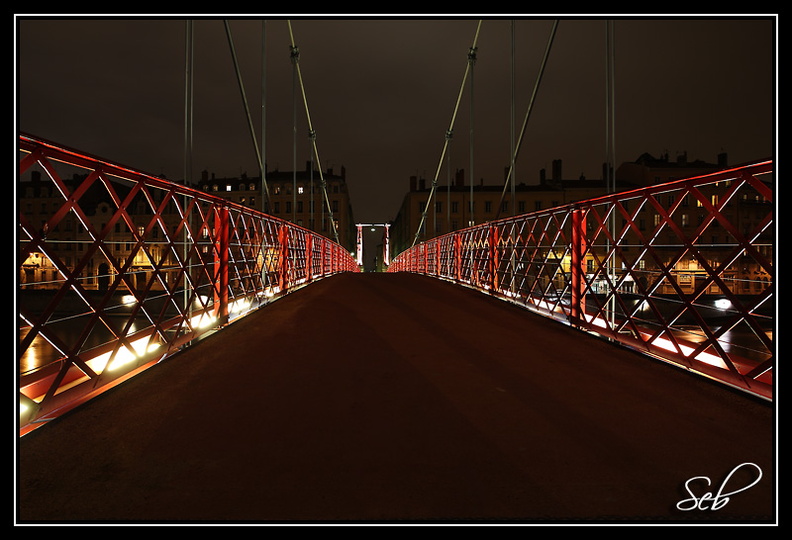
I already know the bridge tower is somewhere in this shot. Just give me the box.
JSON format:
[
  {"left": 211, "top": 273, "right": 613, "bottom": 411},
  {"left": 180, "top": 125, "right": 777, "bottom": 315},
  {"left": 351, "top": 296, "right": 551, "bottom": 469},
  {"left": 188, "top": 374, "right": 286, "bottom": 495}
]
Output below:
[{"left": 356, "top": 223, "right": 391, "bottom": 271}]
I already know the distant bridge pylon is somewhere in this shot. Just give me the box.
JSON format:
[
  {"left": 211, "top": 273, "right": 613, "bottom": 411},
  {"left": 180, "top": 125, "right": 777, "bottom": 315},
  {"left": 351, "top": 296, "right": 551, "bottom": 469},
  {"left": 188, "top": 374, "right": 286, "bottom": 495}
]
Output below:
[{"left": 356, "top": 223, "right": 391, "bottom": 268}]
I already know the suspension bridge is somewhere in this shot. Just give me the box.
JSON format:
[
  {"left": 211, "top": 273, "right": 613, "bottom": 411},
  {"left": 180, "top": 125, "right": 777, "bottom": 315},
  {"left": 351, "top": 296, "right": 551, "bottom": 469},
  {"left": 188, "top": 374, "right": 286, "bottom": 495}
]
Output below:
[{"left": 16, "top": 19, "right": 775, "bottom": 524}]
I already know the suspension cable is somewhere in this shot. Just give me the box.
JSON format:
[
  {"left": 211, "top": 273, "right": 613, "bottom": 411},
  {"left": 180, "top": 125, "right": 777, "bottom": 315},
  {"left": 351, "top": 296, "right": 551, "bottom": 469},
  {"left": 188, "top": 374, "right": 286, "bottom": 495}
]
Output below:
[
  {"left": 183, "top": 20, "right": 194, "bottom": 323},
  {"left": 412, "top": 20, "right": 482, "bottom": 248},
  {"left": 261, "top": 21, "right": 267, "bottom": 213},
  {"left": 605, "top": 20, "right": 617, "bottom": 328},
  {"left": 468, "top": 41, "right": 476, "bottom": 228},
  {"left": 287, "top": 20, "right": 339, "bottom": 245},
  {"left": 494, "top": 19, "right": 558, "bottom": 220},
  {"left": 223, "top": 20, "right": 270, "bottom": 204}
]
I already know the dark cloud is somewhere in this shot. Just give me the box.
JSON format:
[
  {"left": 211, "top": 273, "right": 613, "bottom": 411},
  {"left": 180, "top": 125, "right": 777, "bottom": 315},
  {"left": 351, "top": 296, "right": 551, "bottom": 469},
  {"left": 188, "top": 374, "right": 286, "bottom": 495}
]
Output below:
[{"left": 17, "top": 16, "right": 776, "bottom": 223}]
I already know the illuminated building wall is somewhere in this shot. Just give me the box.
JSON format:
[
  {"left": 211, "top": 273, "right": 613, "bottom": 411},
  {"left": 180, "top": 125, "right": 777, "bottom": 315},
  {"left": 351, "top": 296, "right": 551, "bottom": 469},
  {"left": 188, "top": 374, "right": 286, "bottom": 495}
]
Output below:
[
  {"left": 615, "top": 152, "right": 773, "bottom": 296},
  {"left": 390, "top": 153, "right": 772, "bottom": 299},
  {"left": 198, "top": 161, "right": 356, "bottom": 253},
  {"left": 19, "top": 171, "right": 187, "bottom": 292},
  {"left": 390, "top": 160, "right": 637, "bottom": 257}
]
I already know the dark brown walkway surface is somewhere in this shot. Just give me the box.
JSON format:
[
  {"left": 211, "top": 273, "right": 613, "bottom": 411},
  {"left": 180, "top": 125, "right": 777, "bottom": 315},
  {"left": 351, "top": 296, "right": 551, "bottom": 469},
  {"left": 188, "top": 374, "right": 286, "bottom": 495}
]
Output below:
[{"left": 17, "top": 272, "right": 775, "bottom": 525}]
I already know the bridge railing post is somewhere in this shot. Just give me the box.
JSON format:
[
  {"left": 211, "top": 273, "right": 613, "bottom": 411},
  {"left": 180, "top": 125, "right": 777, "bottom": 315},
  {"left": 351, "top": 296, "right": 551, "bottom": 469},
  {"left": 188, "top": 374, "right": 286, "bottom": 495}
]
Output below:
[
  {"left": 454, "top": 232, "right": 462, "bottom": 283},
  {"left": 570, "top": 207, "right": 587, "bottom": 326},
  {"left": 320, "top": 237, "right": 327, "bottom": 277},
  {"left": 305, "top": 233, "right": 313, "bottom": 283},
  {"left": 489, "top": 225, "right": 500, "bottom": 291},
  {"left": 278, "top": 224, "right": 289, "bottom": 291},
  {"left": 435, "top": 239, "right": 442, "bottom": 277},
  {"left": 213, "top": 205, "right": 229, "bottom": 325}
]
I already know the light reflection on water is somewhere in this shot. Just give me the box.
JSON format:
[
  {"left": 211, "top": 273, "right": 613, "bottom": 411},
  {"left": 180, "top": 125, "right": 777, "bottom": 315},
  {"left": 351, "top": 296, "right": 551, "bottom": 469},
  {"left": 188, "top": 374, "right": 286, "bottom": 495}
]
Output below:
[
  {"left": 670, "top": 326, "right": 773, "bottom": 364},
  {"left": 18, "top": 327, "right": 52, "bottom": 374},
  {"left": 19, "top": 294, "right": 260, "bottom": 375},
  {"left": 19, "top": 320, "right": 141, "bottom": 375}
]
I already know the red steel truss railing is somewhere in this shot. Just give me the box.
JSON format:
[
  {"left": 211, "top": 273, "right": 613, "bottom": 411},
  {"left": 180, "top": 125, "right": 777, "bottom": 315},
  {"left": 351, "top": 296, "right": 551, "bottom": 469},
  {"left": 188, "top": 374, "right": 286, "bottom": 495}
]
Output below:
[
  {"left": 389, "top": 160, "right": 774, "bottom": 401},
  {"left": 18, "top": 134, "right": 359, "bottom": 435}
]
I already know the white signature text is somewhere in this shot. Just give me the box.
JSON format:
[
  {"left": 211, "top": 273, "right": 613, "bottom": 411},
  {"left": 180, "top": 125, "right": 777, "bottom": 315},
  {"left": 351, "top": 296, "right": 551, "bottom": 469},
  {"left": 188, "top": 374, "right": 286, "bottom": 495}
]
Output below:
[{"left": 676, "top": 462, "right": 763, "bottom": 512}]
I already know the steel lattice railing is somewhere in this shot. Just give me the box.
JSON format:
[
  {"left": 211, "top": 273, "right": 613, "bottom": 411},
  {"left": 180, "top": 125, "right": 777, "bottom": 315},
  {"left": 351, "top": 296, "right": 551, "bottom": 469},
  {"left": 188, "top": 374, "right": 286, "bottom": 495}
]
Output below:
[
  {"left": 18, "top": 134, "right": 359, "bottom": 435},
  {"left": 389, "top": 160, "right": 774, "bottom": 401}
]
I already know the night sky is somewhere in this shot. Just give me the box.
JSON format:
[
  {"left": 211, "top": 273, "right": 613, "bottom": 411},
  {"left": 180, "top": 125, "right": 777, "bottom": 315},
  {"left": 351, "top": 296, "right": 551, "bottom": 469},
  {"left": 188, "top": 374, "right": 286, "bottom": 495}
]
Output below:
[{"left": 16, "top": 16, "right": 776, "bottom": 226}]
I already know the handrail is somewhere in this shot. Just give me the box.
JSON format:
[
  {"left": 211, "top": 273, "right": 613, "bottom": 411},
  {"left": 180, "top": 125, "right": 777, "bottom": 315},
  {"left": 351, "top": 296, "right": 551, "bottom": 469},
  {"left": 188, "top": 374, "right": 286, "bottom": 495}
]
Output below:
[
  {"left": 389, "top": 160, "right": 774, "bottom": 401},
  {"left": 18, "top": 134, "right": 359, "bottom": 435}
]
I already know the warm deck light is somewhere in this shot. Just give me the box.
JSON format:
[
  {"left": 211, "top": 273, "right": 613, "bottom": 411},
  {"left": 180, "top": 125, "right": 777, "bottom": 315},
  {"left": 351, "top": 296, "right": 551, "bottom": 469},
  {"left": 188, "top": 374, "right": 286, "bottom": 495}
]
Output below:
[
  {"left": 67, "top": 336, "right": 166, "bottom": 374},
  {"left": 190, "top": 312, "right": 217, "bottom": 329},
  {"left": 230, "top": 298, "right": 251, "bottom": 314}
]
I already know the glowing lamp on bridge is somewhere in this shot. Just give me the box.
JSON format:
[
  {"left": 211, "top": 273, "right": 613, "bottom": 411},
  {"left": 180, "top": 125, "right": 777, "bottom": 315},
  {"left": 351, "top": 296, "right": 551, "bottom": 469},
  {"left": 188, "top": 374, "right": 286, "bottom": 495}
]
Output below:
[
  {"left": 190, "top": 312, "right": 217, "bottom": 330},
  {"left": 87, "top": 337, "right": 164, "bottom": 372},
  {"left": 229, "top": 297, "right": 252, "bottom": 316}
]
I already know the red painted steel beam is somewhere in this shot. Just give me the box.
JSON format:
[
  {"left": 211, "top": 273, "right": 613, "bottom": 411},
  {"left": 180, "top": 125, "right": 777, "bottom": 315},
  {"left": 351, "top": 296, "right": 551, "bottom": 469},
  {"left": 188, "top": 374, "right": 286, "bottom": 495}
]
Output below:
[
  {"left": 389, "top": 160, "right": 774, "bottom": 401},
  {"left": 18, "top": 134, "right": 359, "bottom": 435}
]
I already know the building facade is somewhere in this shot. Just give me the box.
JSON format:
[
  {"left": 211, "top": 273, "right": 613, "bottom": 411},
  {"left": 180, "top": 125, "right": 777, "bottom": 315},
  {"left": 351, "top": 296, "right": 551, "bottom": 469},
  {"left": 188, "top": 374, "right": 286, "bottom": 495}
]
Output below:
[
  {"left": 389, "top": 153, "right": 772, "bottom": 298},
  {"left": 615, "top": 152, "right": 772, "bottom": 296},
  {"left": 18, "top": 160, "right": 358, "bottom": 294},
  {"left": 390, "top": 160, "right": 635, "bottom": 256},
  {"left": 19, "top": 170, "right": 186, "bottom": 293},
  {"left": 197, "top": 161, "right": 357, "bottom": 252},
  {"left": 615, "top": 151, "right": 729, "bottom": 186}
]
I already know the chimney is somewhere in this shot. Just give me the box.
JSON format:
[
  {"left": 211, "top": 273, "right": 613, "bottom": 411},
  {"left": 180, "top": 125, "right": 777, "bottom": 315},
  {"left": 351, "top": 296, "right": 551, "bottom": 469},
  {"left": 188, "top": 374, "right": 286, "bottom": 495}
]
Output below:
[
  {"left": 455, "top": 168, "right": 465, "bottom": 187},
  {"left": 410, "top": 175, "right": 417, "bottom": 191},
  {"left": 419, "top": 178, "right": 426, "bottom": 190},
  {"left": 552, "top": 159, "right": 562, "bottom": 181},
  {"left": 306, "top": 160, "right": 312, "bottom": 172},
  {"left": 539, "top": 168, "right": 546, "bottom": 184},
  {"left": 717, "top": 152, "right": 728, "bottom": 167}
]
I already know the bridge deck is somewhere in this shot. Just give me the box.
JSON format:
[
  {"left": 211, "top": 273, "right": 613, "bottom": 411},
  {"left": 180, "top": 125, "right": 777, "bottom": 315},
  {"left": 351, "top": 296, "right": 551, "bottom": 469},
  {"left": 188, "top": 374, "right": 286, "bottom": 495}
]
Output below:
[{"left": 17, "top": 272, "right": 775, "bottom": 524}]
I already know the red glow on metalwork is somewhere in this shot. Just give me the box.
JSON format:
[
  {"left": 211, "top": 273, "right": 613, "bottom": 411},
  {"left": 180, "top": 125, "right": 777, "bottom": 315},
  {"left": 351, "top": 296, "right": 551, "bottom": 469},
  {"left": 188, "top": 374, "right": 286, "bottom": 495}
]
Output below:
[
  {"left": 18, "top": 134, "right": 358, "bottom": 435},
  {"left": 389, "top": 160, "right": 773, "bottom": 401}
]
